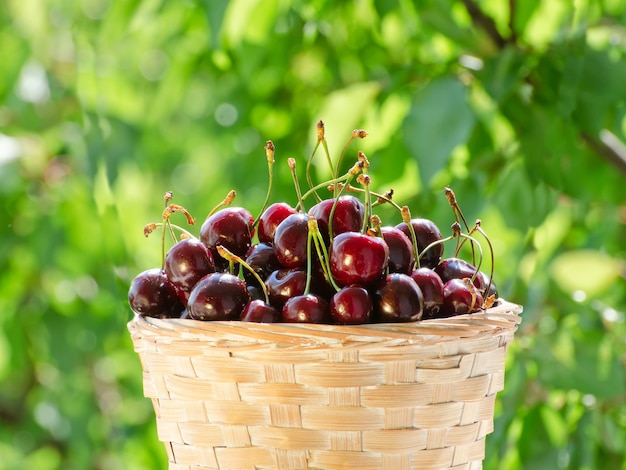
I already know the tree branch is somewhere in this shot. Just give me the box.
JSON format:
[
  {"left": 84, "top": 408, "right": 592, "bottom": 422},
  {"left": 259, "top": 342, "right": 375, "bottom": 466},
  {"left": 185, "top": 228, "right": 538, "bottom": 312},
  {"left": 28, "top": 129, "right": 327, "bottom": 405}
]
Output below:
[
  {"left": 581, "top": 130, "right": 626, "bottom": 177},
  {"left": 460, "top": 0, "right": 508, "bottom": 49}
]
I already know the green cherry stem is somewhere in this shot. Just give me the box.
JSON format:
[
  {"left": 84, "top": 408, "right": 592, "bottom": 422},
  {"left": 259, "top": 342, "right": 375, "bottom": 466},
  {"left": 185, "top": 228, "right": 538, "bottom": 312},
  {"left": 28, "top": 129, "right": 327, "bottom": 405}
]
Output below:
[
  {"left": 252, "top": 141, "right": 275, "bottom": 231},
  {"left": 401, "top": 205, "right": 420, "bottom": 269},
  {"left": 308, "top": 216, "right": 341, "bottom": 293},
  {"left": 333, "top": 129, "right": 367, "bottom": 198},
  {"left": 357, "top": 174, "right": 372, "bottom": 234},
  {"left": 206, "top": 190, "right": 236, "bottom": 220},
  {"left": 216, "top": 245, "right": 270, "bottom": 304},
  {"left": 472, "top": 219, "right": 495, "bottom": 300},
  {"left": 288, "top": 158, "right": 306, "bottom": 213}
]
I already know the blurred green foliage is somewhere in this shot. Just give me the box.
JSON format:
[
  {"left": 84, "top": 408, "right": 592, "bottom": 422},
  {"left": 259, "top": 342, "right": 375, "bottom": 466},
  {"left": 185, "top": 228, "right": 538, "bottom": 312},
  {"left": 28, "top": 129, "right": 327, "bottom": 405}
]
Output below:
[{"left": 1, "top": 0, "right": 625, "bottom": 469}]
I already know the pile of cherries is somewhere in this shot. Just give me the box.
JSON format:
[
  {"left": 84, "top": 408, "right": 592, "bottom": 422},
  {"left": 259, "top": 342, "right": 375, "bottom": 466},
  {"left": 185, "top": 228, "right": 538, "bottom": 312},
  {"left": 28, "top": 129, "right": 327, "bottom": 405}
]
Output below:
[{"left": 128, "top": 122, "right": 497, "bottom": 325}]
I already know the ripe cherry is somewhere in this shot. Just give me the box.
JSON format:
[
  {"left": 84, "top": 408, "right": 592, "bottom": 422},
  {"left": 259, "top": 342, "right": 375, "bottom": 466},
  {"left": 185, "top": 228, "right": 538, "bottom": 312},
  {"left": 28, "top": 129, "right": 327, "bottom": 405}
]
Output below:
[
  {"left": 265, "top": 268, "right": 307, "bottom": 309},
  {"left": 330, "top": 285, "right": 373, "bottom": 324},
  {"left": 187, "top": 272, "right": 250, "bottom": 321},
  {"left": 374, "top": 273, "right": 424, "bottom": 322},
  {"left": 282, "top": 294, "right": 331, "bottom": 323},
  {"left": 329, "top": 232, "right": 389, "bottom": 287},
  {"left": 240, "top": 299, "right": 281, "bottom": 323},
  {"left": 440, "top": 278, "right": 483, "bottom": 317},
  {"left": 308, "top": 196, "right": 365, "bottom": 243},
  {"left": 257, "top": 202, "right": 297, "bottom": 244},
  {"left": 243, "top": 243, "right": 281, "bottom": 288},
  {"left": 381, "top": 226, "right": 415, "bottom": 274},
  {"left": 128, "top": 268, "right": 185, "bottom": 318},
  {"left": 273, "top": 212, "right": 310, "bottom": 268},
  {"left": 396, "top": 218, "right": 443, "bottom": 269},
  {"left": 164, "top": 238, "right": 215, "bottom": 297},
  {"left": 200, "top": 207, "right": 253, "bottom": 258},
  {"left": 409, "top": 267, "right": 444, "bottom": 319},
  {"left": 435, "top": 257, "right": 485, "bottom": 290}
]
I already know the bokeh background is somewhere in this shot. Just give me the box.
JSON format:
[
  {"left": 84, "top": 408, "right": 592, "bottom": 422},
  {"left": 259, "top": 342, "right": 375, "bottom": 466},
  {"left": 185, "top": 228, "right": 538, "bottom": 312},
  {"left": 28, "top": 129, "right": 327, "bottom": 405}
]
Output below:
[{"left": 1, "top": 1, "right": 625, "bottom": 469}]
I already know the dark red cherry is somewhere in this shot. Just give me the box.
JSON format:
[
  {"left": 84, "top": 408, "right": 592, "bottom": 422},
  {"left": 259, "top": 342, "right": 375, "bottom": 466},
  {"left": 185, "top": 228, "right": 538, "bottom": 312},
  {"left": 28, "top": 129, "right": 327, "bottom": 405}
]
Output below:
[
  {"left": 373, "top": 273, "right": 424, "bottom": 322},
  {"left": 243, "top": 243, "right": 281, "bottom": 288},
  {"left": 128, "top": 268, "right": 185, "bottom": 318},
  {"left": 240, "top": 300, "right": 281, "bottom": 323},
  {"left": 265, "top": 268, "right": 307, "bottom": 309},
  {"left": 273, "top": 212, "right": 310, "bottom": 268},
  {"left": 409, "top": 268, "right": 444, "bottom": 319},
  {"left": 282, "top": 294, "right": 331, "bottom": 323},
  {"left": 330, "top": 286, "right": 373, "bottom": 325},
  {"left": 434, "top": 257, "right": 485, "bottom": 290},
  {"left": 308, "top": 196, "right": 365, "bottom": 244},
  {"left": 257, "top": 202, "right": 297, "bottom": 244},
  {"left": 187, "top": 272, "right": 250, "bottom": 321},
  {"left": 440, "top": 278, "right": 484, "bottom": 317},
  {"left": 381, "top": 226, "right": 415, "bottom": 274},
  {"left": 200, "top": 207, "right": 253, "bottom": 258},
  {"left": 329, "top": 232, "right": 389, "bottom": 287},
  {"left": 396, "top": 218, "right": 443, "bottom": 269},
  {"left": 164, "top": 238, "right": 216, "bottom": 297}
]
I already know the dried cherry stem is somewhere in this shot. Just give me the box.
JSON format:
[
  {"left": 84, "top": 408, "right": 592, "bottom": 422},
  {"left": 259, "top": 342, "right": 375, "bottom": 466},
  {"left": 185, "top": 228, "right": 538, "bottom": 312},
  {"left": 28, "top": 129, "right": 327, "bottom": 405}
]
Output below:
[
  {"left": 144, "top": 223, "right": 196, "bottom": 240},
  {"left": 333, "top": 184, "right": 402, "bottom": 212},
  {"left": 288, "top": 158, "right": 306, "bottom": 213},
  {"left": 357, "top": 174, "right": 372, "bottom": 234},
  {"left": 445, "top": 187, "right": 475, "bottom": 265},
  {"left": 401, "top": 206, "right": 420, "bottom": 269},
  {"left": 216, "top": 245, "right": 270, "bottom": 304},
  {"left": 206, "top": 190, "right": 236, "bottom": 220},
  {"left": 333, "top": 128, "right": 367, "bottom": 198},
  {"left": 308, "top": 216, "right": 341, "bottom": 293},
  {"left": 252, "top": 141, "right": 275, "bottom": 231},
  {"left": 472, "top": 219, "right": 495, "bottom": 300},
  {"left": 160, "top": 202, "right": 196, "bottom": 268}
]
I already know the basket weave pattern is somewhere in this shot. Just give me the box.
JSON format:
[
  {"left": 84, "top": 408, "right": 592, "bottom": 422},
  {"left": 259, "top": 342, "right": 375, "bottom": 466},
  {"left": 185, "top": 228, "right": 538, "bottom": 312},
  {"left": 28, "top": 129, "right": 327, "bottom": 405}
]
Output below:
[{"left": 128, "top": 300, "right": 522, "bottom": 470}]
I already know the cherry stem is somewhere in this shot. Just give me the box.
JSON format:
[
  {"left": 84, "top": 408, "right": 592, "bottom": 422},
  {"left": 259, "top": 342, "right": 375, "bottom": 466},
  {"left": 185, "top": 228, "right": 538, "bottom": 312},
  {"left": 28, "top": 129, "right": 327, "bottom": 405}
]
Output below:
[
  {"left": 401, "top": 206, "right": 420, "bottom": 269},
  {"left": 472, "top": 219, "right": 495, "bottom": 300},
  {"left": 216, "top": 245, "right": 270, "bottom": 304},
  {"left": 288, "top": 158, "right": 306, "bottom": 213},
  {"left": 445, "top": 187, "right": 475, "bottom": 264},
  {"left": 418, "top": 233, "right": 456, "bottom": 262},
  {"left": 304, "top": 217, "right": 315, "bottom": 295},
  {"left": 159, "top": 202, "right": 196, "bottom": 268},
  {"left": 305, "top": 140, "right": 323, "bottom": 204},
  {"left": 252, "top": 141, "right": 275, "bottom": 231},
  {"left": 333, "top": 129, "right": 367, "bottom": 198},
  {"left": 327, "top": 161, "right": 363, "bottom": 240},
  {"left": 144, "top": 223, "right": 196, "bottom": 240},
  {"left": 459, "top": 232, "right": 483, "bottom": 285},
  {"left": 332, "top": 185, "right": 403, "bottom": 212},
  {"left": 308, "top": 217, "right": 341, "bottom": 293},
  {"left": 298, "top": 162, "right": 363, "bottom": 208},
  {"left": 357, "top": 174, "right": 372, "bottom": 234},
  {"left": 206, "top": 190, "right": 236, "bottom": 220}
]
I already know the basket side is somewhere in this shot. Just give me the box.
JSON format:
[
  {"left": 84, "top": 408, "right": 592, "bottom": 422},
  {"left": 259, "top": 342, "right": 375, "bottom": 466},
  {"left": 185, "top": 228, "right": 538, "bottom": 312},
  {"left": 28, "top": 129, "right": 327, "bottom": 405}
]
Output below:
[{"left": 128, "top": 301, "right": 522, "bottom": 470}]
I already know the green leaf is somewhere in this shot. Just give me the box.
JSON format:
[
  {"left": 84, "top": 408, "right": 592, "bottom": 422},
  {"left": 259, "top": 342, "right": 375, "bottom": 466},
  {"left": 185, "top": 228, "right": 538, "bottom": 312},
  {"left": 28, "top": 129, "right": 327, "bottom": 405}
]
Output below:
[
  {"left": 403, "top": 76, "right": 475, "bottom": 186},
  {"left": 549, "top": 250, "right": 623, "bottom": 297}
]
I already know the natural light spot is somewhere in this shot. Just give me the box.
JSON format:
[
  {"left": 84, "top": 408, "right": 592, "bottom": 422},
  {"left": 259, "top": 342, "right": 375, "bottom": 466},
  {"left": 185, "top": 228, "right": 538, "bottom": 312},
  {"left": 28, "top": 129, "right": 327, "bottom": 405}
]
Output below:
[
  {"left": 0, "top": 133, "right": 21, "bottom": 165},
  {"left": 17, "top": 62, "right": 50, "bottom": 104},
  {"left": 215, "top": 102, "right": 238, "bottom": 127},
  {"left": 139, "top": 49, "right": 170, "bottom": 81}
]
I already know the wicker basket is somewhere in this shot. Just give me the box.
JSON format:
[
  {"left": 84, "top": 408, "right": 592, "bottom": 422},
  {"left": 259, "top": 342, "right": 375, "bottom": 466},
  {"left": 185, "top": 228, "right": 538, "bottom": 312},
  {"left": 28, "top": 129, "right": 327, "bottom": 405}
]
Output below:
[{"left": 128, "top": 300, "right": 522, "bottom": 470}]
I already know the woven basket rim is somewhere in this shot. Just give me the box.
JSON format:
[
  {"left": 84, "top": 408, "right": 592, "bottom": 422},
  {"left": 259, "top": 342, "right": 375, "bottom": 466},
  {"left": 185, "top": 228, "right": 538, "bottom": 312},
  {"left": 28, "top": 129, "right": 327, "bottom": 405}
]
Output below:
[{"left": 128, "top": 299, "right": 522, "bottom": 350}]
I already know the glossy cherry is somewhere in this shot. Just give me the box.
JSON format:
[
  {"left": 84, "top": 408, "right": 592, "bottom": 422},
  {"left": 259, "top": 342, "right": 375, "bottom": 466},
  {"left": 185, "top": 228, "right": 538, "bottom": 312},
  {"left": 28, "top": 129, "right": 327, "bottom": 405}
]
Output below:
[
  {"left": 396, "top": 218, "right": 443, "bottom": 269},
  {"left": 282, "top": 294, "right": 331, "bottom": 323},
  {"left": 381, "top": 226, "right": 415, "bottom": 274},
  {"left": 440, "top": 278, "right": 483, "bottom": 317},
  {"left": 273, "top": 212, "right": 310, "bottom": 268},
  {"left": 409, "top": 267, "right": 444, "bottom": 319},
  {"left": 187, "top": 272, "right": 250, "bottom": 321},
  {"left": 164, "top": 238, "right": 215, "bottom": 297},
  {"left": 435, "top": 257, "right": 485, "bottom": 290},
  {"left": 329, "top": 232, "right": 389, "bottom": 287},
  {"left": 265, "top": 268, "right": 307, "bottom": 309},
  {"left": 243, "top": 242, "right": 281, "bottom": 288},
  {"left": 200, "top": 207, "right": 253, "bottom": 258},
  {"left": 308, "top": 196, "right": 365, "bottom": 243},
  {"left": 240, "top": 299, "right": 281, "bottom": 323},
  {"left": 257, "top": 202, "right": 297, "bottom": 244},
  {"left": 128, "top": 268, "right": 185, "bottom": 318},
  {"left": 330, "top": 285, "right": 373, "bottom": 324},
  {"left": 374, "top": 273, "right": 424, "bottom": 322}
]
